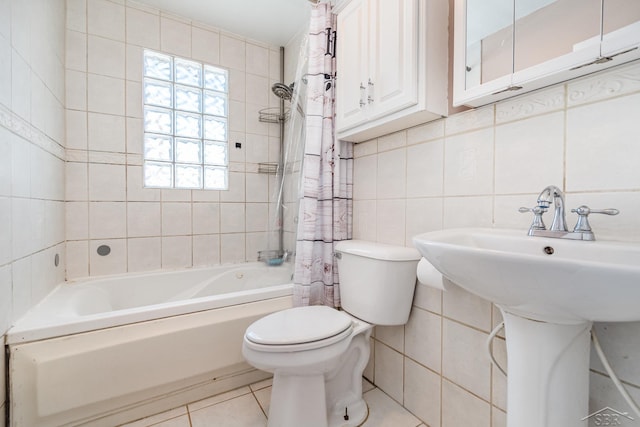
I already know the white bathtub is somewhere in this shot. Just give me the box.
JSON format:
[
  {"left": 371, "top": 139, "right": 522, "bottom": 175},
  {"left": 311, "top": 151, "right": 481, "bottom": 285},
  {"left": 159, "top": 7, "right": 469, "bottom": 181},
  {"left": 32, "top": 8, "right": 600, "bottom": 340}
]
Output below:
[{"left": 7, "top": 262, "right": 294, "bottom": 427}]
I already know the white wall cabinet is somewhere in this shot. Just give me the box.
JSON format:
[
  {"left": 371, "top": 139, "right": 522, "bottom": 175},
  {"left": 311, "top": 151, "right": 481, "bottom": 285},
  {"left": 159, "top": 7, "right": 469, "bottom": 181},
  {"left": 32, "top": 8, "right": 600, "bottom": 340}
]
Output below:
[
  {"left": 335, "top": 0, "right": 448, "bottom": 143},
  {"left": 454, "top": 0, "right": 640, "bottom": 107}
]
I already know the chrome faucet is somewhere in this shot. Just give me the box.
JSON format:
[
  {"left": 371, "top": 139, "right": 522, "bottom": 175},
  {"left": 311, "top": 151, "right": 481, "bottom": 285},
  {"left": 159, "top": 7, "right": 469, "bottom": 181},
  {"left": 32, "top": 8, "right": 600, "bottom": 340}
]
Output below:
[
  {"left": 537, "top": 185, "right": 567, "bottom": 232},
  {"left": 519, "top": 185, "right": 619, "bottom": 241}
]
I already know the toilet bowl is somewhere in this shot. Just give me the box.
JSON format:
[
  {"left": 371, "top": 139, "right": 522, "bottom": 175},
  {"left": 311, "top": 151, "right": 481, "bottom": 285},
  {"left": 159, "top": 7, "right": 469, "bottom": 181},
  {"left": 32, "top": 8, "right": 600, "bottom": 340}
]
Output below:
[
  {"left": 243, "top": 305, "right": 372, "bottom": 426},
  {"left": 242, "top": 240, "right": 420, "bottom": 427}
]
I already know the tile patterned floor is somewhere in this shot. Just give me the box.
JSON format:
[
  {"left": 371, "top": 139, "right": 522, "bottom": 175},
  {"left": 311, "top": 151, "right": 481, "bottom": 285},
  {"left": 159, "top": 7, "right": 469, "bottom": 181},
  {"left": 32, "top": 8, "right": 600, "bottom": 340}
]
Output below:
[{"left": 120, "top": 378, "right": 426, "bottom": 427}]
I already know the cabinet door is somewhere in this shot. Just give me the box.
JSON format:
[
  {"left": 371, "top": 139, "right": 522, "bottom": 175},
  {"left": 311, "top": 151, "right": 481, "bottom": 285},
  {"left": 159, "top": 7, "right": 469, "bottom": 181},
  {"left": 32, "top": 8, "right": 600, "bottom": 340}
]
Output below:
[
  {"left": 368, "top": 0, "right": 419, "bottom": 119},
  {"left": 454, "top": 0, "right": 640, "bottom": 107},
  {"left": 601, "top": 0, "right": 640, "bottom": 55},
  {"left": 336, "top": 0, "right": 369, "bottom": 131}
]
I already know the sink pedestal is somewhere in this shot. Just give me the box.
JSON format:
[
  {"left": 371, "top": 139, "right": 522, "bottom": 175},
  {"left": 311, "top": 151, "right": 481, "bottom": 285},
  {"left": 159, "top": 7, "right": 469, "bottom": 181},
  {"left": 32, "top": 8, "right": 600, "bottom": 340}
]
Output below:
[
  {"left": 413, "top": 228, "right": 640, "bottom": 426},
  {"left": 502, "top": 311, "right": 592, "bottom": 427}
]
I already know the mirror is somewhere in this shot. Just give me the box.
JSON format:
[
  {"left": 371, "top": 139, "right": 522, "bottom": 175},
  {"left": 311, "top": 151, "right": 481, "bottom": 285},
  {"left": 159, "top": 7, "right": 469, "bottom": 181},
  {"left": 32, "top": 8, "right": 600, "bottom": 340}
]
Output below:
[
  {"left": 464, "top": 0, "right": 603, "bottom": 89},
  {"left": 602, "top": 0, "right": 640, "bottom": 49},
  {"left": 457, "top": 0, "right": 640, "bottom": 106},
  {"left": 465, "top": 0, "right": 514, "bottom": 89},
  {"left": 513, "top": 0, "right": 600, "bottom": 73}
]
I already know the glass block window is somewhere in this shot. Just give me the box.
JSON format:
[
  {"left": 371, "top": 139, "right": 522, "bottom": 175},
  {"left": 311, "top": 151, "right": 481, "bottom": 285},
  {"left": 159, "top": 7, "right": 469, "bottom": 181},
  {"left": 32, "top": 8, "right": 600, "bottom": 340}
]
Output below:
[{"left": 143, "top": 50, "right": 229, "bottom": 190}]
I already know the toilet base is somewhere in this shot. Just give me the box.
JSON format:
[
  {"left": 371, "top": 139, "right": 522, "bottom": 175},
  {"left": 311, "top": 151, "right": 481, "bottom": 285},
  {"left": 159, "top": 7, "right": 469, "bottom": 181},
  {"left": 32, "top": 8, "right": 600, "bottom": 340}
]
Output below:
[
  {"left": 267, "top": 372, "right": 369, "bottom": 427},
  {"left": 261, "top": 321, "right": 373, "bottom": 427},
  {"left": 327, "top": 397, "right": 368, "bottom": 427},
  {"left": 268, "top": 373, "right": 329, "bottom": 427}
]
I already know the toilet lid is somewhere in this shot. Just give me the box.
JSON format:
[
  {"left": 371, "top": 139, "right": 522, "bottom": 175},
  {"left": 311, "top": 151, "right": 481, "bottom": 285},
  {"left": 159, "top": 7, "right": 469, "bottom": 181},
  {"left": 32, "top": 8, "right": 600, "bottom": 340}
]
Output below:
[{"left": 245, "top": 306, "right": 352, "bottom": 346}]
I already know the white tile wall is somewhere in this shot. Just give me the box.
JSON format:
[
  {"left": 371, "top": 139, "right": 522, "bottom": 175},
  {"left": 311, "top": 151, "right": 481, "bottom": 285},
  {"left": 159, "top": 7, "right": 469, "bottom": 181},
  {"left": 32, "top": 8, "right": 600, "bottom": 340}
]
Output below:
[
  {"left": 406, "top": 140, "right": 444, "bottom": 197},
  {"left": 161, "top": 236, "right": 192, "bottom": 269},
  {"left": 126, "top": 7, "right": 160, "bottom": 49},
  {"left": 442, "top": 380, "right": 491, "bottom": 427},
  {"left": 192, "top": 26, "right": 220, "bottom": 64},
  {"left": 90, "top": 238, "right": 126, "bottom": 275},
  {"left": 220, "top": 35, "right": 246, "bottom": 71},
  {"left": 442, "top": 284, "right": 492, "bottom": 332},
  {"left": 1, "top": 1, "right": 66, "bottom": 417},
  {"left": 566, "top": 93, "right": 640, "bottom": 192},
  {"left": 494, "top": 112, "right": 564, "bottom": 194},
  {"left": 443, "top": 128, "right": 494, "bottom": 196},
  {"left": 128, "top": 202, "right": 161, "bottom": 237},
  {"left": 404, "top": 358, "right": 441, "bottom": 427},
  {"left": 375, "top": 325, "right": 404, "bottom": 352},
  {"left": 63, "top": 1, "right": 285, "bottom": 279},
  {"left": 354, "top": 60, "right": 640, "bottom": 426},
  {"left": 87, "top": 0, "right": 124, "bottom": 41},
  {"left": 160, "top": 17, "right": 191, "bottom": 57},
  {"left": 373, "top": 340, "right": 404, "bottom": 403},
  {"left": 376, "top": 149, "right": 406, "bottom": 199},
  {"left": 127, "top": 237, "right": 161, "bottom": 272},
  {"left": 443, "top": 319, "right": 492, "bottom": 401},
  {"left": 405, "top": 307, "right": 441, "bottom": 373}
]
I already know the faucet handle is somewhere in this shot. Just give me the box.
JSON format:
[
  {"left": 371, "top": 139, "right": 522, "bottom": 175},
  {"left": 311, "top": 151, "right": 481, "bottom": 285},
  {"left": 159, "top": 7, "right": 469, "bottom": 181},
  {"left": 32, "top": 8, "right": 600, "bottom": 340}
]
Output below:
[
  {"left": 519, "top": 205, "right": 546, "bottom": 231},
  {"left": 519, "top": 206, "right": 545, "bottom": 214},
  {"left": 570, "top": 205, "right": 620, "bottom": 233},
  {"left": 571, "top": 206, "right": 619, "bottom": 216}
]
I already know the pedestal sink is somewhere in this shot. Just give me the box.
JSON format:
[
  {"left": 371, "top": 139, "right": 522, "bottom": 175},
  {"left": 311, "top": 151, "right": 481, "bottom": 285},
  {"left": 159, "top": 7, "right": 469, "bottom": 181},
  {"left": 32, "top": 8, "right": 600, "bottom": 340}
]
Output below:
[{"left": 412, "top": 228, "right": 640, "bottom": 427}]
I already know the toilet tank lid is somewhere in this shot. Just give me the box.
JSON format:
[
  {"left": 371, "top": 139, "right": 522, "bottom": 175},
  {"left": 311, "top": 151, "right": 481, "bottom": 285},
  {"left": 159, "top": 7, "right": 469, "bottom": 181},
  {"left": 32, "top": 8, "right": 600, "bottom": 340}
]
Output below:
[{"left": 335, "top": 240, "right": 420, "bottom": 261}]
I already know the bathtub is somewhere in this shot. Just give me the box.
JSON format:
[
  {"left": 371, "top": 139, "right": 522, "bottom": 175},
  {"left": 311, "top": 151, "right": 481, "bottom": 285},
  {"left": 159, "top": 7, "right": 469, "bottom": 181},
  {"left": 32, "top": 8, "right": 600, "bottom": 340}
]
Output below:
[{"left": 7, "top": 262, "right": 294, "bottom": 427}]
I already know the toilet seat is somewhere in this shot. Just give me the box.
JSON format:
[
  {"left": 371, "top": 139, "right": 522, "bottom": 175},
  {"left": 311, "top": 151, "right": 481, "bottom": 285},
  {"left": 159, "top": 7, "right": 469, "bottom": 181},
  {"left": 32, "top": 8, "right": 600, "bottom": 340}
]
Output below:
[{"left": 244, "top": 306, "right": 353, "bottom": 352}]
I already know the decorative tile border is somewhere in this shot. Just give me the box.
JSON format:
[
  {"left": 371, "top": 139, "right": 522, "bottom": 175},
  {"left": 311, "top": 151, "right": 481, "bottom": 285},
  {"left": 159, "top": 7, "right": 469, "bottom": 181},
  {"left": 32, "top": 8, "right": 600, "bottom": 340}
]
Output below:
[
  {"left": 567, "top": 60, "right": 640, "bottom": 107},
  {"left": 0, "top": 103, "right": 65, "bottom": 160},
  {"left": 444, "top": 105, "right": 494, "bottom": 136},
  {"left": 496, "top": 86, "right": 566, "bottom": 124}
]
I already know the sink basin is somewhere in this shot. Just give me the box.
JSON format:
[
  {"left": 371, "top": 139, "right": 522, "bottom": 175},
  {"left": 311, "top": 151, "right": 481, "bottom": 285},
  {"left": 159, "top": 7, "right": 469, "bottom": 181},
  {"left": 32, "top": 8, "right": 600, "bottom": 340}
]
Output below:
[
  {"left": 413, "top": 228, "right": 640, "bottom": 427},
  {"left": 413, "top": 228, "right": 640, "bottom": 324}
]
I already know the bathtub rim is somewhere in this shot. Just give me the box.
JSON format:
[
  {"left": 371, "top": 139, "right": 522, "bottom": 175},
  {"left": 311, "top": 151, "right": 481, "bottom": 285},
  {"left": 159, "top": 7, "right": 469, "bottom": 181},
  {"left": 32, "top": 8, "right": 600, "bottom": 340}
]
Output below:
[{"left": 7, "top": 263, "right": 294, "bottom": 345}]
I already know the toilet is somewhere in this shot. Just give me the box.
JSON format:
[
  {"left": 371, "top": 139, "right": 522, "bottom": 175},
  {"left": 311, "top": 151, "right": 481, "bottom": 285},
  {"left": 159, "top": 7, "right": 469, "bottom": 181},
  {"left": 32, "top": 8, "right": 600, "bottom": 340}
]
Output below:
[{"left": 242, "top": 240, "right": 421, "bottom": 427}]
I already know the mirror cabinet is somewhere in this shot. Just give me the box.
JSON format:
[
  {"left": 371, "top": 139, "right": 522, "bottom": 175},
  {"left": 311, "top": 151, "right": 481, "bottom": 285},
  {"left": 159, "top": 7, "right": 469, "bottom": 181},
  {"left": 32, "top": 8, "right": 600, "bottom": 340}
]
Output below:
[{"left": 454, "top": 0, "right": 640, "bottom": 107}]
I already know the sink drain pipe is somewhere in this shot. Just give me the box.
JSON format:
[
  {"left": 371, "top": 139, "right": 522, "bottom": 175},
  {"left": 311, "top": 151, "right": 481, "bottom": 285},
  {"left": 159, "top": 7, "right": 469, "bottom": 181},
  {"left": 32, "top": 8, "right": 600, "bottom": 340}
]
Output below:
[
  {"left": 486, "top": 322, "right": 640, "bottom": 419},
  {"left": 591, "top": 328, "right": 640, "bottom": 419},
  {"left": 486, "top": 321, "right": 507, "bottom": 377}
]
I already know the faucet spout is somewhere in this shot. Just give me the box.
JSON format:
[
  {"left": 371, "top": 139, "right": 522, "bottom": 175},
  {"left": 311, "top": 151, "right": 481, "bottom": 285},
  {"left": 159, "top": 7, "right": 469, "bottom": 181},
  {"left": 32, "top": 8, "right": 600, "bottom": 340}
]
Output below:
[
  {"left": 521, "top": 185, "right": 619, "bottom": 241},
  {"left": 537, "top": 185, "right": 567, "bottom": 231}
]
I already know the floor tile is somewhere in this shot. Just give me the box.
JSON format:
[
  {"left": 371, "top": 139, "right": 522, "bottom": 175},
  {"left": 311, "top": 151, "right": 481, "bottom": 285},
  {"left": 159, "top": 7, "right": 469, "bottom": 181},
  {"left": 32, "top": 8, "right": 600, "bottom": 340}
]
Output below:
[
  {"left": 149, "top": 416, "right": 191, "bottom": 427},
  {"left": 190, "top": 393, "right": 267, "bottom": 427},
  {"left": 119, "top": 407, "right": 188, "bottom": 427},
  {"left": 253, "top": 386, "right": 272, "bottom": 417},
  {"left": 187, "top": 386, "right": 252, "bottom": 412},
  {"left": 119, "top": 378, "right": 413, "bottom": 427},
  {"left": 249, "top": 378, "right": 273, "bottom": 392},
  {"left": 362, "top": 388, "right": 421, "bottom": 427},
  {"left": 363, "top": 378, "right": 375, "bottom": 393}
]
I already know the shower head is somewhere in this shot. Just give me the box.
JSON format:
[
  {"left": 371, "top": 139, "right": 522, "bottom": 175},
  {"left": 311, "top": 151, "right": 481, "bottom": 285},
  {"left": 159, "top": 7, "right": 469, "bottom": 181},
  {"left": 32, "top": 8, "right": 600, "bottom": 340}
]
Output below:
[{"left": 272, "top": 82, "right": 294, "bottom": 101}]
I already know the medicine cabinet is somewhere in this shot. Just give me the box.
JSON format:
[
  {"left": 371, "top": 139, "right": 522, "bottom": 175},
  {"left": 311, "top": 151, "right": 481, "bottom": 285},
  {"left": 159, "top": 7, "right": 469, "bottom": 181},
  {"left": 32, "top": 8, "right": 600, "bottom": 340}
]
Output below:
[
  {"left": 334, "top": 0, "right": 448, "bottom": 142},
  {"left": 453, "top": 0, "right": 640, "bottom": 107}
]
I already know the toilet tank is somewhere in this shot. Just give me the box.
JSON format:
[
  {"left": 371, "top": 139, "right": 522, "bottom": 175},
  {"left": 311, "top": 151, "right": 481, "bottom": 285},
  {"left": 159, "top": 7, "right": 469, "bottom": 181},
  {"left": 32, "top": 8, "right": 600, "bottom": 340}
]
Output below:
[{"left": 335, "top": 240, "right": 421, "bottom": 325}]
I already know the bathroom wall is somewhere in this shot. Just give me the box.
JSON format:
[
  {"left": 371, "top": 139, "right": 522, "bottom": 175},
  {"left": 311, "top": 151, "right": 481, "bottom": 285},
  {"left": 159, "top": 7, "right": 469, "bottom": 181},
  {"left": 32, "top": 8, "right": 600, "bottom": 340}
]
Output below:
[
  {"left": 0, "top": 0, "right": 67, "bottom": 421},
  {"left": 64, "top": 0, "right": 284, "bottom": 279},
  {"left": 354, "top": 61, "right": 640, "bottom": 426}
]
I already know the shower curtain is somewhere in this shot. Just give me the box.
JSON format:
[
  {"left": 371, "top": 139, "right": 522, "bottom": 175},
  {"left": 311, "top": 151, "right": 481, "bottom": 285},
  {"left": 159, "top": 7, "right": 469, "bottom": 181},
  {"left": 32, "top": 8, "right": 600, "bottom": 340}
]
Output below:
[{"left": 293, "top": 2, "right": 353, "bottom": 308}]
